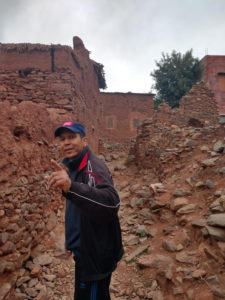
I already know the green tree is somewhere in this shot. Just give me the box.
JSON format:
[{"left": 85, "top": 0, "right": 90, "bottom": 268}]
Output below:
[{"left": 151, "top": 49, "right": 201, "bottom": 108}]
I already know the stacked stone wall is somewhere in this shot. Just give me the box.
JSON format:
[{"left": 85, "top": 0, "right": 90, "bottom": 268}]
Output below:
[
  {"left": 153, "top": 82, "right": 219, "bottom": 127},
  {"left": 0, "top": 101, "right": 63, "bottom": 285}
]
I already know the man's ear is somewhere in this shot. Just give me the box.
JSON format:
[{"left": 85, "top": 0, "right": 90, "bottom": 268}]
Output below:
[{"left": 82, "top": 137, "right": 88, "bottom": 146}]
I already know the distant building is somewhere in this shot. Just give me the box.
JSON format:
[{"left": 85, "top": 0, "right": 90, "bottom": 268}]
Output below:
[{"left": 200, "top": 55, "right": 225, "bottom": 114}]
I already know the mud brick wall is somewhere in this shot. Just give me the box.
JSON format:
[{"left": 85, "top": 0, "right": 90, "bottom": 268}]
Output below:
[
  {"left": 201, "top": 55, "right": 225, "bottom": 114},
  {"left": 100, "top": 92, "right": 154, "bottom": 144},
  {"left": 0, "top": 37, "right": 102, "bottom": 152}
]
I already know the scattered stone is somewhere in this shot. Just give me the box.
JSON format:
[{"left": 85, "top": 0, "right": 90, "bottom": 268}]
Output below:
[
  {"left": 201, "top": 145, "right": 210, "bottom": 152},
  {"left": 205, "top": 179, "right": 213, "bottom": 189},
  {"left": 126, "top": 235, "right": 139, "bottom": 246},
  {"left": 192, "top": 269, "right": 207, "bottom": 278},
  {"left": 175, "top": 252, "right": 199, "bottom": 265},
  {"left": 207, "top": 213, "right": 225, "bottom": 227},
  {"left": 170, "top": 197, "right": 189, "bottom": 211},
  {"left": 162, "top": 240, "right": 176, "bottom": 252},
  {"left": 173, "top": 188, "right": 190, "bottom": 197},
  {"left": 1, "top": 241, "right": 16, "bottom": 254},
  {"left": 205, "top": 226, "right": 225, "bottom": 241},
  {"left": 176, "top": 204, "right": 197, "bottom": 215},
  {"left": 211, "top": 287, "right": 225, "bottom": 298},
  {"left": 125, "top": 244, "right": 149, "bottom": 263},
  {"left": 191, "top": 219, "right": 207, "bottom": 227},
  {"left": 33, "top": 254, "right": 53, "bottom": 266},
  {"left": 201, "top": 157, "right": 218, "bottom": 167},
  {"left": 0, "top": 283, "right": 12, "bottom": 300},
  {"left": 207, "top": 275, "right": 220, "bottom": 285},
  {"left": 148, "top": 228, "right": 157, "bottom": 237},
  {"left": 173, "top": 286, "right": 184, "bottom": 295},
  {"left": 213, "top": 140, "right": 224, "bottom": 153},
  {"left": 150, "top": 183, "right": 165, "bottom": 194},
  {"left": 138, "top": 254, "right": 173, "bottom": 268},
  {"left": 16, "top": 276, "right": 30, "bottom": 287},
  {"left": 219, "top": 167, "right": 225, "bottom": 174}
]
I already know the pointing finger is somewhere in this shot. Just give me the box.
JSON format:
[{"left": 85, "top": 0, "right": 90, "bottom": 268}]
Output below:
[{"left": 51, "top": 159, "right": 64, "bottom": 171}]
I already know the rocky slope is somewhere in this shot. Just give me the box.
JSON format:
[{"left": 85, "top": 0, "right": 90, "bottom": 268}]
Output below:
[{"left": 1, "top": 122, "right": 225, "bottom": 299}]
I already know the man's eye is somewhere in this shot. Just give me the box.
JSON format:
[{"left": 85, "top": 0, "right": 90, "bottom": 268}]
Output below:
[{"left": 69, "top": 135, "right": 75, "bottom": 139}]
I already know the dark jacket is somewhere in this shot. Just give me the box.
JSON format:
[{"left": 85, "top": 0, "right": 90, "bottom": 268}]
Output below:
[{"left": 62, "top": 149, "right": 124, "bottom": 282}]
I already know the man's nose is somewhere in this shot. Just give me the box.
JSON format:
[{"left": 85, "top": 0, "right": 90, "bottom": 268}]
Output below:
[{"left": 63, "top": 138, "right": 71, "bottom": 145}]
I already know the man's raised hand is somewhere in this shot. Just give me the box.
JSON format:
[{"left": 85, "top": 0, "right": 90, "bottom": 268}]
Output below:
[{"left": 46, "top": 159, "right": 71, "bottom": 193}]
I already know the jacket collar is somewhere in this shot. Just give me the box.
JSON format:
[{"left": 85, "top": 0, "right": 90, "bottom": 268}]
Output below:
[
  {"left": 78, "top": 151, "right": 88, "bottom": 171},
  {"left": 63, "top": 146, "right": 89, "bottom": 171}
]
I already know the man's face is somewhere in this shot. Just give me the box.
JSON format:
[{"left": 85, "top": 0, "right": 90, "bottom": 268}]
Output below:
[{"left": 58, "top": 129, "right": 87, "bottom": 158}]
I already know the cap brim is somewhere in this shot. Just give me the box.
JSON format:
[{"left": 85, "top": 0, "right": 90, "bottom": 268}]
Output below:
[{"left": 54, "top": 126, "right": 80, "bottom": 137}]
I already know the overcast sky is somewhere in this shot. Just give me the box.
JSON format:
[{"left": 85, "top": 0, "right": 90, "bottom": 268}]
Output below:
[{"left": 1, "top": 0, "right": 225, "bottom": 93}]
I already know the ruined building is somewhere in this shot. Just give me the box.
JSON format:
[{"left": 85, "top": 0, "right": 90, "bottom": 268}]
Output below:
[
  {"left": 200, "top": 55, "right": 225, "bottom": 114},
  {"left": 0, "top": 36, "right": 154, "bottom": 150}
]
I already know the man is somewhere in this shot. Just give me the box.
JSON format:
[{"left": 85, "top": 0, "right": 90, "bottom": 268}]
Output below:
[{"left": 46, "top": 121, "right": 124, "bottom": 300}]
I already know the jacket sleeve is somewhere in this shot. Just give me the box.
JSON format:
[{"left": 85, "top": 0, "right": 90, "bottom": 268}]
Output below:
[{"left": 62, "top": 161, "right": 121, "bottom": 224}]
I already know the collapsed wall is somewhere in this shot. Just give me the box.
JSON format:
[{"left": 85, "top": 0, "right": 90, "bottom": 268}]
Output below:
[{"left": 153, "top": 82, "right": 219, "bottom": 127}]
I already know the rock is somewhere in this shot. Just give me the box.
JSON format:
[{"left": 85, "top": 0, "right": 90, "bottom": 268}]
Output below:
[
  {"left": 0, "top": 232, "right": 9, "bottom": 245},
  {"left": 25, "top": 287, "right": 38, "bottom": 297},
  {"left": 170, "top": 197, "right": 189, "bottom": 211},
  {"left": 137, "top": 254, "right": 173, "bottom": 268},
  {"left": 176, "top": 204, "right": 197, "bottom": 215},
  {"left": 207, "top": 275, "right": 220, "bottom": 285},
  {"left": 175, "top": 252, "right": 199, "bottom": 265},
  {"left": 205, "top": 179, "right": 213, "bottom": 189},
  {"left": 162, "top": 240, "right": 176, "bottom": 252},
  {"left": 217, "top": 242, "right": 225, "bottom": 257},
  {"left": 126, "top": 235, "right": 139, "bottom": 246},
  {"left": 195, "top": 181, "right": 205, "bottom": 188},
  {"left": 201, "top": 145, "right": 210, "bottom": 152},
  {"left": 191, "top": 219, "right": 207, "bottom": 227},
  {"left": 125, "top": 244, "right": 149, "bottom": 263},
  {"left": 150, "top": 183, "right": 165, "bottom": 194},
  {"left": 176, "top": 244, "right": 184, "bottom": 251},
  {"left": 136, "top": 225, "right": 146, "bottom": 235},
  {"left": 16, "top": 276, "right": 31, "bottom": 287},
  {"left": 213, "top": 140, "right": 224, "bottom": 153},
  {"left": 1, "top": 241, "right": 16, "bottom": 254},
  {"left": 31, "top": 266, "right": 41, "bottom": 276},
  {"left": 211, "top": 288, "right": 225, "bottom": 298},
  {"left": 129, "top": 183, "right": 140, "bottom": 192},
  {"left": 148, "top": 228, "right": 157, "bottom": 237},
  {"left": 173, "top": 188, "right": 190, "bottom": 197},
  {"left": 210, "top": 199, "right": 224, "bottom": 212},
  {"left": 147, "top": 290, "right": 164, "bottom": 300},
  {"left": 219, "top": 167, "right": 225, "bottom": 174},
  {"left": 173, "top": 286, "right": 184, "bottom": 295},
  {"left": 201, "top": 157, "right": 218, "bottom": 167},
  {"left": 205, "top": 226, "right": 225, "bottom": 241},
  {"left": 130, "top": 197, "right": 145, "bottom": 207},
  {"left": 46, "top": 211, "right": 57, "bottom": 231},
  {"left": 192, "top": 269, "right": 207, "bottom": 278},
  {"left": 43, "top": 274, "right": 56, "bottom": 281},
  {"left": 207, "top": 213, "right": 225, "bottom": 227},
  {"left": 33, "top": 254, "right": 53, "bottom": 266},
  {"left": 0, "top": 283, "right": 11, "bottom": 300}
]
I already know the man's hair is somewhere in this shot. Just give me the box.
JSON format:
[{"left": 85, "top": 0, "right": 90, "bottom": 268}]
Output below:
[{"left": 79, "top": 132, "right": 85, "bottom": 139}]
